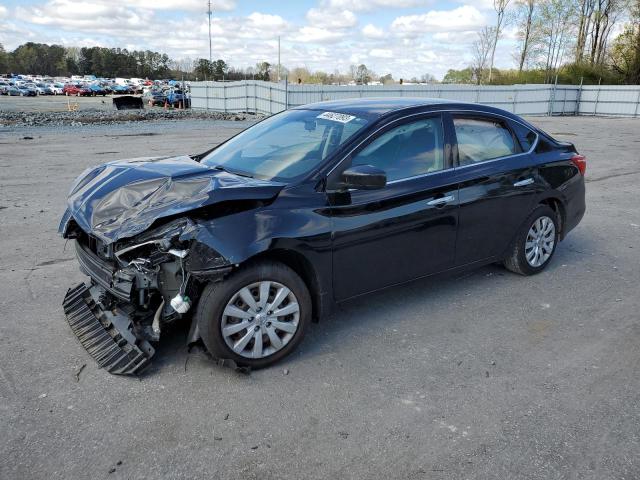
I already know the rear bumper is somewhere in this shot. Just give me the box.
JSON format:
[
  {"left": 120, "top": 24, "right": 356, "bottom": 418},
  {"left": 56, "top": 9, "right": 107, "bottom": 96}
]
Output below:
[
  {"left": 562, "top": 177, "right": 586, "bottom": 239},
  {"left": 62, "top": 283, "right": 155, "bottom": 375}
]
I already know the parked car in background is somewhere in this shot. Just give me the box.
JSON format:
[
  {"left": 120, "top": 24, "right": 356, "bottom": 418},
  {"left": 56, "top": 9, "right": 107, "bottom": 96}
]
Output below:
[
  {"left": 36, "top": 82, "right": 57, "bottom": 95},
  {"left": 143, "top": 89, "right": 167, "bottom": 106},
  {"left": 110, "top": 84, "right": 131, "bottom": 95},
  {"left": 165, "top": 89, "right": 189, "bottom": 107},
  {"left": 50, "top": 83, "right": 65, "bottom": 95},
  {"left": 16, "top": 85, "right": 38, "bottom": 96},
  {"left": 59, "top": 98, "right": 586, "bottom": 374},
  {"left": 87, "top": 83, "right": 108, "bottom": 96},
  {"left": 63, "top": 84, "right": 92, "bottom": 96},
  {"left": 23, "top": 83, "right": 43, "bottom": 95}
]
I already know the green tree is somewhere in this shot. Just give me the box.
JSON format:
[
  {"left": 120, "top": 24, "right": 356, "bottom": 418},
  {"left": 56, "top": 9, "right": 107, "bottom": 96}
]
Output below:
[
  {"left": 194, "top": 59, "right": 214, "bottom": 79},
  {"left": 0, "top": 43, "right": 8, "bottom": 73},
  {"left": 256, "top": 62, "right": 271, "bottom": 81},
  {"left": 212, "top": 59, "right": 228, "bottom": 80},
  {"left": 354, "top": 64, "right": 372, "bottom": 84},
  {"left": 442, "top": 68, "right": 474, "bottom": 84}
]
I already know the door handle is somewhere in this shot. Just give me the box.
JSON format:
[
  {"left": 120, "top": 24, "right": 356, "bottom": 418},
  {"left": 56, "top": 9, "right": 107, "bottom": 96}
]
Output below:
[
  {"left": 513, "top": 178, "right": 534, "bottom": 187},
  {"left": 427, "top": 195, "right": 455, "bottom": 206}
]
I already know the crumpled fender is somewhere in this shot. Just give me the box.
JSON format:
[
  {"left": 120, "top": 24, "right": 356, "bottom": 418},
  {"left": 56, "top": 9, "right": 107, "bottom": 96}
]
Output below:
[{"left": 61, "top": 155, "right": 285, "bottom": 244}]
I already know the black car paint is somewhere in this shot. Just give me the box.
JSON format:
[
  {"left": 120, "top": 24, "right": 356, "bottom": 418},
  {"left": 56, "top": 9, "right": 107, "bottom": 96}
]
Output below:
[{"left": 60, "top": 98, "right": 586, "bottom": 370}]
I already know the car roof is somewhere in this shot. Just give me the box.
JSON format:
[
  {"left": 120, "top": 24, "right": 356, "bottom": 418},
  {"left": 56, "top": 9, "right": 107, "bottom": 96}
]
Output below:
[{"left": 293, "top": 97, "right": 520, "bottom": 122}]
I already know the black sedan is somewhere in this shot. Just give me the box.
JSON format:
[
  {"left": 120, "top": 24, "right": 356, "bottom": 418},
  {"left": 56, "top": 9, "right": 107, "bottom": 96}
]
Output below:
[{"left": 59, "top": 98, "right": 586, "bottom": 373}]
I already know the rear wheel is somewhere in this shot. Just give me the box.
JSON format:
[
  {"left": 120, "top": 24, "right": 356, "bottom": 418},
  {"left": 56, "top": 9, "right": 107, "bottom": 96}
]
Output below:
[
  {"left": 504, "top": 205, "right": 559, "bottom": 275},
  {"left": 196, "top": 260, "right": 311, "bottom": 368}
]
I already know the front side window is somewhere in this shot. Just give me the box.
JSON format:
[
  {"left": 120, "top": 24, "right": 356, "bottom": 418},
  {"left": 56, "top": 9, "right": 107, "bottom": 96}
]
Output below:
[
  {"left": 349, "top": 116, "right": 445, "bottom": 182},
  {"left": 202, "top": 109, "right": 369, "bottom": 182},
  {"left": 453, "top": 117, "right": 517, "bottom": 166}
]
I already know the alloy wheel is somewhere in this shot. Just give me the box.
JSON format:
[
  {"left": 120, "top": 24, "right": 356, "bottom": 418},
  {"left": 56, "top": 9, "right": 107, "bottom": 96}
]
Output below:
[
  {"left": 221, "top": 281, "right": 300, "bottom": 359},
  {"left": 525, "top": 215, "right": 556, "bottom": 267}
]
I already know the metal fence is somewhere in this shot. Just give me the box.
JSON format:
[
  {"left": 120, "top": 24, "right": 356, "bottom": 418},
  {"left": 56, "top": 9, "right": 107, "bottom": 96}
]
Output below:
[{"left": 190, "top": 80, "right": 640, "bottom": 117}]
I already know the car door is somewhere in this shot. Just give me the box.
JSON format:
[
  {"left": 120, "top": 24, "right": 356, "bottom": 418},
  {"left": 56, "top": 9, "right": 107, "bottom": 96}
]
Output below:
[
  {"left": 450, "top": 112, "right": 538, "bottom": 266},
  {"left": 327, "top": 113, "right": 459, "bottom": 301}
]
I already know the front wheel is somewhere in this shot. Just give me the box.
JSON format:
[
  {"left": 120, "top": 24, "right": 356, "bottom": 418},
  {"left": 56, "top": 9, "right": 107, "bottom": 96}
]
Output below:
[
  {"left": 196, "top": 260, "right": 311, "bottom": 368},
  {"left": 504, "top": 205, "right": 559, "bottom": 275}
]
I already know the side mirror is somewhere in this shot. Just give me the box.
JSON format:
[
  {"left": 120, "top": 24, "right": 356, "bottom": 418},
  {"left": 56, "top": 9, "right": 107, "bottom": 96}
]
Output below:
[{"left": 341, "top": 164, "right": 387, "bottom": 190}]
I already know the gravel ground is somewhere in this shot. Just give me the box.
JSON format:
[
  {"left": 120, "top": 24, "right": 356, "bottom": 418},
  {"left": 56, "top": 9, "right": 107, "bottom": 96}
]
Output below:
[
  {"left": 0, "top": 116, "right": 639, "bottom": 480},
  {"left": 0, "top": 108, "right": 259, "bottom": 127},
  {"left": 0, "top": 95, "right": 262, "bottom": 126}
]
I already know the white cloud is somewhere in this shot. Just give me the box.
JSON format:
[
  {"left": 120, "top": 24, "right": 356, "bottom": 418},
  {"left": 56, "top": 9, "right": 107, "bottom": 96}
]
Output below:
[
  {"left": 433, "top": 31, "right": 477, "bottom": 42},
  {"left": 325, "top": 0, "right": 431, "bottom": 12},
  {"left": 128, "top": 0, "right": 236, "bottom": 11},
  {"left": 391, "top": 6, "right": 486, "bottom": 36},
  {"left": 455, "top": 0, "right": 495, "bottom": 11},
  {"left": 246, "top": 12, "right": 288, "bottom": 30},
  {"left": 0, "top": 5, "right": 7, "bottom": 18},
  {"left": 295, "top": 26, "right": 347, "bottom": 43},
  {"left": 362, "top": 24, "right": 385, "bottom": 39},
  {"left": 306, "top": 7, "right": 357, "bottom": 29},
  {"left": 369, "top": 48, "right": 393, "bottom": 58}
]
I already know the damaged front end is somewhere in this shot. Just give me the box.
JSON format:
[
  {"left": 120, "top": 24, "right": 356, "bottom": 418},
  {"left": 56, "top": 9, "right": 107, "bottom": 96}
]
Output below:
[
  {"left": 61, "top": 217, "right": 231, "bottom": 375},
  {"left": 59, "top": 154, "right": 284, "bottom": 374}
]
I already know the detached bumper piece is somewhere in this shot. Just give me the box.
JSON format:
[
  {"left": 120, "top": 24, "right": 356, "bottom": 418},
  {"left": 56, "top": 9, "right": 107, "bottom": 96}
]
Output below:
[{"left": 63, "top": 283, "right": 155, "bottom": 375}]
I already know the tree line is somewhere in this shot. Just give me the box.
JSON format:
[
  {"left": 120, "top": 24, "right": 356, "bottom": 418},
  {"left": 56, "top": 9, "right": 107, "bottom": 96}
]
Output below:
[
  {"left": 0, "top": 43, "right": 173, "bottom": 79},
  {"left": 451, "top": 0, "right": 640, "bottom": 85}
]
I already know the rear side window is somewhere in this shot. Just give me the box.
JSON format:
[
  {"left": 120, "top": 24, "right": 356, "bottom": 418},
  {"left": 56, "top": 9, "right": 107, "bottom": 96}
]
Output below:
[
  {"left": 453, "top": 117, "right": 517, "bottom": 166},
  {"left": 509, "top": 121, "right": 538, "bottom": 151}
]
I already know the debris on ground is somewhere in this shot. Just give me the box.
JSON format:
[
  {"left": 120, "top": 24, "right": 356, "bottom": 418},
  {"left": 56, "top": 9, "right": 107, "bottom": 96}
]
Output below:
[
  {"left": 0, "top": 109, "right": 262, "bottom": 128},
  {"left": 74, "top": 363, "right": 86, "bottom": 382}
]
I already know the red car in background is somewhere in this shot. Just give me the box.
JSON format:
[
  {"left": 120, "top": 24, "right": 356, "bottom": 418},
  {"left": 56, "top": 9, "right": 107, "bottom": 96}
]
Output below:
[{"left": 63, "top": 84, "right": 92, "bottom": 96}]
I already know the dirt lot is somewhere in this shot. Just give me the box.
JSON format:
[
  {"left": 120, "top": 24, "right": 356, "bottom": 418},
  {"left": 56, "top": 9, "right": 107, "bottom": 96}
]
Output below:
[{"left": 0, "top": 116, "right": 639, "bottom": 480}]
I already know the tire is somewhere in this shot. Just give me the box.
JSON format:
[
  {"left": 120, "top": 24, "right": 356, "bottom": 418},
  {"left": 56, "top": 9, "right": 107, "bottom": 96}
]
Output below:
[
  {"left": 196, "top": 260, "right": 311, "bottom": 368},
  {"left": 504, "top": 205, "right": 559, "bottom": 276}
]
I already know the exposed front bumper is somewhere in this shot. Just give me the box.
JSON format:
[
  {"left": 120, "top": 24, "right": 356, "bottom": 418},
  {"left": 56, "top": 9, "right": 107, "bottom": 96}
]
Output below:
[
  {"left": 62, "top": 283, "right": 155, "bottom": 375},
  {"left": 74, "top": 241, "right": 133, "bottom": 301}
]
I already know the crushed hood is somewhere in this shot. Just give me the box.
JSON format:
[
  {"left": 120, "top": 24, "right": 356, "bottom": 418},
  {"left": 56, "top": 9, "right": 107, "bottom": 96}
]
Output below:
[{"left": 61, "top": 155, "right": 285, "bottom": 243}]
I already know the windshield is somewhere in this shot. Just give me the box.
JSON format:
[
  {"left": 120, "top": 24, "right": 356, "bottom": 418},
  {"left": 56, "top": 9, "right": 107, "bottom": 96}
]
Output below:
[{"left": 202, "top": 109, "right": 369, "bottom": 182}]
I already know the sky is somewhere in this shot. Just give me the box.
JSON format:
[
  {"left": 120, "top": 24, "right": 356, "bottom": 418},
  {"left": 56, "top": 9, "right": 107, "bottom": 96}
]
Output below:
[{"left": 0, "top": 0, "right": 522, "bottom": 79}]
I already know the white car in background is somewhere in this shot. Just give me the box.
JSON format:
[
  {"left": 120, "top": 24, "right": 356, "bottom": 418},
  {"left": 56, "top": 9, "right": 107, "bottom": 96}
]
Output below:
[{"left": 47, "top": 83, "right": 64, "bottom": 95}]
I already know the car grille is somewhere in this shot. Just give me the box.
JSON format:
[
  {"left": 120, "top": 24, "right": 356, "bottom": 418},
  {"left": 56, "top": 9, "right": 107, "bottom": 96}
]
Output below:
[{"left": 62, "top": 283, "right": 154, "bottom": 375}]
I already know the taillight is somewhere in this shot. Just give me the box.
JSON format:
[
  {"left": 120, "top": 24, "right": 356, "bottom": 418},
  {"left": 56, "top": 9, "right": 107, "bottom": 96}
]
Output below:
[{"left": 571, "top": 154, "right": 586, "bottom": 175}]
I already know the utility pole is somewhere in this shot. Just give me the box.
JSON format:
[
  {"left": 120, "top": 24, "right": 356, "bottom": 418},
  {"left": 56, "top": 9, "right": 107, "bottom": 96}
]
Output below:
[
  {"left": 207, "top": 0, "right": 213, "bottom": 65},
  {"left": 277, "top": 36, "right": 281, "bottom": 83}
]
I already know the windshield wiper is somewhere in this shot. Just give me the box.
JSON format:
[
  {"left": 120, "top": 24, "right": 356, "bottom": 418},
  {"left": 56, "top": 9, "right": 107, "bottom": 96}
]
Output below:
[{"left": 212, "top": 165, "right": 254, "bottom": 178}]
